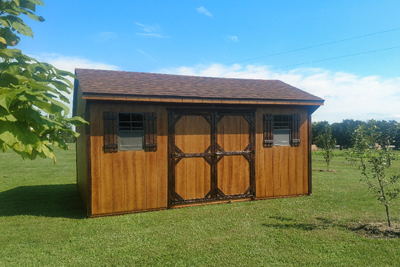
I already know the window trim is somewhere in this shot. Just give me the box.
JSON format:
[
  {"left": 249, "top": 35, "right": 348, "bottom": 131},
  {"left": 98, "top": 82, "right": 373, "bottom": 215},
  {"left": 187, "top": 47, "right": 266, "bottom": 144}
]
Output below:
[
  {"left": 263, "top": 113, "right": 301, "bottom": 148},
  {"left": 118, "top": 112, "right": 144, "bottom": 151},
  {"left": 103, "top": 111, "right": 158, "bottom": 153}
]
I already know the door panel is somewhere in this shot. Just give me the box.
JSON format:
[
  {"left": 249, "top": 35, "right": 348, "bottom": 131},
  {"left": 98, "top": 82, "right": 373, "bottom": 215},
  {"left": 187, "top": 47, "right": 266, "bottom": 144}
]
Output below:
[
  {"left": 217, "top": 116, "right": 251, "bottom": 196},
  {"left": 168, "top": 109, "right": 255, "bottom": 207},
  {"left": 218, "top": 155, "right": 250, "bottom": 195}
]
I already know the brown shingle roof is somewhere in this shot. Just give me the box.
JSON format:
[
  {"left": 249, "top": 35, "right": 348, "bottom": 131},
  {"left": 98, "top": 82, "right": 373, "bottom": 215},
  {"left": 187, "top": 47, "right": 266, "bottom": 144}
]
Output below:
[{"left": 75, "top": 68, "right": 324, "bottom": 103}]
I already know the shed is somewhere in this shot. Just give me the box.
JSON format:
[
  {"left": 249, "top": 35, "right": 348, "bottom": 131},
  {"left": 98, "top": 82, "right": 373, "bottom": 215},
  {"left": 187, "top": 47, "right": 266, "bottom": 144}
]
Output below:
[{"left": 73, "top": 68, "right": 324, "bottom": 217}]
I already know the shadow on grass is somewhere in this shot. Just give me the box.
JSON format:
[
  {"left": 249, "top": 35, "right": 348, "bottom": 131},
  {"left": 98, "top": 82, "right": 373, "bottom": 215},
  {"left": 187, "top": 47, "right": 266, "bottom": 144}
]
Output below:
[
  {"left": 262, "top": 217, "right": 347, "bottom": 231},
  {"left": 0, "top": 184, "right": 86, "bottom": 219}
]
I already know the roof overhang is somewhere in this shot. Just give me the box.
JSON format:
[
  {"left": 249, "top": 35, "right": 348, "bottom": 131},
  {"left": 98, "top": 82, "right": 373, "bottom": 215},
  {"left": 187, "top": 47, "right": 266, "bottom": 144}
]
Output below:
[{"left": 81, "top": 93, "right": 324, "bottom": 107}]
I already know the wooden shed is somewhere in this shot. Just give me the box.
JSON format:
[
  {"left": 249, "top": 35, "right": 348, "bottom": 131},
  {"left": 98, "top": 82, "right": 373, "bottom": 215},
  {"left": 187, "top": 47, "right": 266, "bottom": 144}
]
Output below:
[{"left": 73, "top": 68, "right": 324, "bottom": 217}]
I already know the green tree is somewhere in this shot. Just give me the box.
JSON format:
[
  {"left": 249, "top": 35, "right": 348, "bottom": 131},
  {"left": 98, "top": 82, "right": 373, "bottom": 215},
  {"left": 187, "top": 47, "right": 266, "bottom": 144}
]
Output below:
[
  {"left": 331, "top": 119, "right": 365, "bottom": 149},
  {"left": 311, "top": 120, "right": 329, "bottom": 148},
  {"left": 48, "top": 114, "right": 76, "bottom": 144},
  {"left": 347, "top": 122, "right": 400, "bottom": 227},
  {"left": 0, "top": 0, "right": 86, "bottom": 163},
  {"left": 316, "top": 124, "right": 336, "bottom": 171}
]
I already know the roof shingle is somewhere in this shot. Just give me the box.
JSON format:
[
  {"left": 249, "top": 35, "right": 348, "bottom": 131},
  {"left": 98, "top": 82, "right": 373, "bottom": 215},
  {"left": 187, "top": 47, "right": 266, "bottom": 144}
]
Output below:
[{"left": 75, "top": 68, "right": 324, "bottom": 103}]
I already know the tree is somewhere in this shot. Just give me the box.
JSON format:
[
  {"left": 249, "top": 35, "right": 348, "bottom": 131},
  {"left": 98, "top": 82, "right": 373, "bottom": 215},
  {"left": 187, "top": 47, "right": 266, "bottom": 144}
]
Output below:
[
  {"left": 48, "top": 114, "right": 77, "bottom": 144},
  {"left": 0, "top": 0, "right": 86, "bottom": 162},
  {"left": 316, "top": 124, "right": 336, "bottom": 171},
  {"left": 331, "top": 119, "right": 365, "bottom": 149},
  {"left": 312, "top": 121, "right": 329, "bottom": 148},
  {"left": 347, "top": 122, "right": 400, "bottom": 227}
]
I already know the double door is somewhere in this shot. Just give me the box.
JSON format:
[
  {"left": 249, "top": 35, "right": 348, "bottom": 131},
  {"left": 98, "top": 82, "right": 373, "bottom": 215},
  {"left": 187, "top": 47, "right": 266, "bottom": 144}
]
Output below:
[{"left": 168, "top": 109, "right": 255, "bottom": 207}]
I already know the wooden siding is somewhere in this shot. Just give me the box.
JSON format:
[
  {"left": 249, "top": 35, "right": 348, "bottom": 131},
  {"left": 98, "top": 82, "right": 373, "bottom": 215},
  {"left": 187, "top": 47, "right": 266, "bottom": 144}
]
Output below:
[
  {"left": 217, "top": 116, "right": 250, "bottom": 196},
  {"left": 174, "top": 116, "right": 211, "bottom": 200},
  {"left": 75, "top": 86, "right": 88, "bottom": 209},
  {"left": 81, "top": 101, "right": 312, "bottom": 216},
  {"left": 89, "top": 102, "right": 168, "bottom": 216},
  {"left": 255, "top": 107, "right": 309, "bottom": 199}
]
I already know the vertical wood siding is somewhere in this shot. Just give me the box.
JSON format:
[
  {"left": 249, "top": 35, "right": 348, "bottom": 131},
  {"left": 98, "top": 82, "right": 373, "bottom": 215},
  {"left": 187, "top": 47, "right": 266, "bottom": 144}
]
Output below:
[
  {"left": 255, "top": 107, "right": 309, "bottom": 199},
  {"left": 89, "top": 103, "right": 168, "bottom": 216},
  {"left": 84, "top": 102, "right": 310, "bottom": 216},
  {"left": 217, "top": 116, "right": 250, "bottom": 196},
  {"left": 174, "top": 116, "right": 211, "bottom": 200},
  {"left": 75, "top": 86, "right": 87, "bottom": 210}
]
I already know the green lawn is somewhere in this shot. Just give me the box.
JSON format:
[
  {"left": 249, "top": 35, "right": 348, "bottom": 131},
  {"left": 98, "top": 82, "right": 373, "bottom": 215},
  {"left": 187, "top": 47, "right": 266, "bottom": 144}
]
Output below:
[{"left": 1, "top": 147, "right": 399, "bottom": 266}]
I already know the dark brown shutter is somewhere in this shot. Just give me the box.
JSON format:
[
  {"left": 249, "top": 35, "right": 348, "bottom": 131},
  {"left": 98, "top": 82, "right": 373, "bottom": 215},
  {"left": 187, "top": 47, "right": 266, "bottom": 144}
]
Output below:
[
  {"left": 291, "top": 114, "right": 301, "bottom": 147},
  {"left": 263, "top": 114, "right": 274, "bottom": 148},
  {"left": 103, "top": 111, "right": 118, "bottom": 153},
  {"left": 144, "top": 112, "right": 157, "bottom": 152}
]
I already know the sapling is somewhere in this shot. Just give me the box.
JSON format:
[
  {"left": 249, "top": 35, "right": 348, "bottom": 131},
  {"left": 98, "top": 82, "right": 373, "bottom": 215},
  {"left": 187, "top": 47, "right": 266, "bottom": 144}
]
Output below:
[
  {"left": 347, "top": 124, "right": 400, "bottom": 227},
  {"left": 316, "top": 125, "right": 336, "bottom": 171}
]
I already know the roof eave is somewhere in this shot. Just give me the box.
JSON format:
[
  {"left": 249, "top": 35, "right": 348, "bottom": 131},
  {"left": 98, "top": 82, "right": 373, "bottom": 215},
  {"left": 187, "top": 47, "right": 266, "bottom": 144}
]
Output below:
[{"left": 81, "top": 92, "right": 325, "bottom": 106}]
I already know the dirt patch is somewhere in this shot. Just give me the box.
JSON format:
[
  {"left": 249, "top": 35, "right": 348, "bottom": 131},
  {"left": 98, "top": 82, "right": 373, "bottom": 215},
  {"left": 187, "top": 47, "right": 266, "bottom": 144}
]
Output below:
[{"left": 350, "top": 222, "right": 400, "bottom": 239}]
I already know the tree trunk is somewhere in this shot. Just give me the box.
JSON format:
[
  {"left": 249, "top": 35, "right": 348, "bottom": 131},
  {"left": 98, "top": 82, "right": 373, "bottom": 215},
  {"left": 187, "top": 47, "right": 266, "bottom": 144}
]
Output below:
[{"left": 385, "top": 204, "right": 391, "bottom": 227}]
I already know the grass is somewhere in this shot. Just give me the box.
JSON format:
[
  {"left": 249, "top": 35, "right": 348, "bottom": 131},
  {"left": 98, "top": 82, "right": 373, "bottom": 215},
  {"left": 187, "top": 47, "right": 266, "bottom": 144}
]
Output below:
[{"left": 1, "top": 147, "right": 400, "bottom": 266}]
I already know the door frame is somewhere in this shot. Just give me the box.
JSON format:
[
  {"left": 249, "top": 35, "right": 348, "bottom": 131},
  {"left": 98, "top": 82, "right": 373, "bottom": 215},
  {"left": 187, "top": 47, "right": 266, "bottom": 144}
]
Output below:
[{"left": 167, "top": 108, "right": 256, "bottom": 208}]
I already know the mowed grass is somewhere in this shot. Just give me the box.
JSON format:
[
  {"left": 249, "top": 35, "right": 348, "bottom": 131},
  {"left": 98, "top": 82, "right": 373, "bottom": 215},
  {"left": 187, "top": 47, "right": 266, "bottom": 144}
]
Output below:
[{"left": 1, "top": 147, "right": 400, "bottom": 266}]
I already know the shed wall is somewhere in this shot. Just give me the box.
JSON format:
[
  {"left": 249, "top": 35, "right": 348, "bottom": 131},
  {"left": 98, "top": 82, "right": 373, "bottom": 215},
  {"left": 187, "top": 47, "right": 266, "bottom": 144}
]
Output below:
[
  {"left": 86, "top": 102, "right": 311, "bottom": 216},
  {"left": 75, "top": 86, "right": 88, "bottom": 209},
  {"left": 89, "top": 102, "right": 168, "bottom": 216},
  {"left": 255, "top": 107, "right": 309, "bottom": 199}
]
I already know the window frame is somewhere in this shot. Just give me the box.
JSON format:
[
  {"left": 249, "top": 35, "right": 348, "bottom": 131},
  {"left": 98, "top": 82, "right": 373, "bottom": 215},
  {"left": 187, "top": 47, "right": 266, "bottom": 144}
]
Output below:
[
  {"left": 273, "top": 114, "right": 291, "bottom": 147},
  {"left": 117, "top": 112, "right": 145, "bottom": 151},
  {"left": 263, "top": 113, "right": 301, "bottom": 148}
]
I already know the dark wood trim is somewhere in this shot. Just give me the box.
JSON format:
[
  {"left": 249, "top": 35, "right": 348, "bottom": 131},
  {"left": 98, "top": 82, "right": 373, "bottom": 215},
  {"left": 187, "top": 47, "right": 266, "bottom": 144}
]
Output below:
[
  {"left": 249, "top": 112, "right": 256, "bottom": 198},
  {"left": 171, "top": 192, "right": 254, "bottom": 205},
  {"left": 144, "top": 112, "right": 157, "bottom": 152},
  {"left": 291, "top": 114, "right": 301, "bottom": 147},
  {"left": 211, "top": 111, "right": 217, "bottom": 198},
  {"left": 85, "top": 101, "right": 92, "bottom": 217},
  {"left": 308, "top": 113, "right": 312, "bottom": 195},
  {"left": 167, "top": 110, "right": 175, "bottom": 209},
  {"left": 103, "top": 111, "right": 118, "bottom": 153},
  {"left": 263, "top": 114, "right": 273, "bottom": 148}
]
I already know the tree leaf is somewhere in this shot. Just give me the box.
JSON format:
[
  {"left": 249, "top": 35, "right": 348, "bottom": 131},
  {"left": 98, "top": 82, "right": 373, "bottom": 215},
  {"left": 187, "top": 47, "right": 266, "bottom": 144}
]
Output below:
[{"left": 67, "top": 116, "right": 89, "bottom": 127}]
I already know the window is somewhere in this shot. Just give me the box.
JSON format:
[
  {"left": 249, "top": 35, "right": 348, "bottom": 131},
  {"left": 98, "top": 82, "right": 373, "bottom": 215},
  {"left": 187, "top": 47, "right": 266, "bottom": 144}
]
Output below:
[
  {"left": 118, "top": 113, "right": 144, "bottom": 151},
  {"left": 103, "top": 111, "right": 157, "bottom": 153},
  {"left": 273, "top": 115, "right": 291, "bottom": 146},
  {"left": 263, "top": 113, "right": 301, "bottom": 148}
]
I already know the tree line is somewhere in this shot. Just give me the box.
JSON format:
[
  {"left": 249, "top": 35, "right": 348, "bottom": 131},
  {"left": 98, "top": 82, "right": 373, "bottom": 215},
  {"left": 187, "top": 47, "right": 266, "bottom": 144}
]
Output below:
[{"left": 312, "top": 119, "right": 400, "bottom": 149}]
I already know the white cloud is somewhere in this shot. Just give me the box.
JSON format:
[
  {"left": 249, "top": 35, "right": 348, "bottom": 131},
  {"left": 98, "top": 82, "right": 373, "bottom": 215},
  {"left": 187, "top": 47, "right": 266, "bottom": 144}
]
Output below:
[
  {"left": 135, "top": 22, "right": 167, "bottom": 38},
  {"left": 160, "top": 64, "right": 400, "bottom": 123},
  {"left": 197, "top": 6, "right": 213, "bottom": 18},
  {"left": 223, "top": 35, "right": 239, "bottom": 42},
  {"left": 136, "top": 33, "right": 163, "bottom": 38},
  {"left": 35, "top": 53, "right": 119, "bottom": 73},
  {"left": 92, "top": 32, "right": 117, "bottom": 43}
]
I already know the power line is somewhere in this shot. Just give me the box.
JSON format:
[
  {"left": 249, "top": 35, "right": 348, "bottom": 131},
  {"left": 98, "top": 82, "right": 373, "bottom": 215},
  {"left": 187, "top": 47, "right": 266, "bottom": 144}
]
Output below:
[
  {"left": 223, "top": 45, "right": 400, "bottom": 78},
  {"left": 178, "top": 27, "right": 400, "bottom": 75}
]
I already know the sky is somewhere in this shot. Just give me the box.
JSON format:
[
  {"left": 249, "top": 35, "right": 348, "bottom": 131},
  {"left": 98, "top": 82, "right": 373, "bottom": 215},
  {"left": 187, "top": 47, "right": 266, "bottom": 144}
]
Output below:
[{"left": 17, "top": 0, "right": 400, "bottom": 123}]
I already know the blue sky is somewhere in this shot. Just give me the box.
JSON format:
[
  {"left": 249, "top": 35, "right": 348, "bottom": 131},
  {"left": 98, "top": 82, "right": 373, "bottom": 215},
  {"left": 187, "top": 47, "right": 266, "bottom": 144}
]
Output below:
[{"left": 18, "top": 0, "right": 400, "bottom": 123}]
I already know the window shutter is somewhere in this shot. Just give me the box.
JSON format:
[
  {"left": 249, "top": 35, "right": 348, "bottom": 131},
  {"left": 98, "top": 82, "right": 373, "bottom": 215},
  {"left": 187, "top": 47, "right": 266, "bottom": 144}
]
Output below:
[
  {"left": 291, "top": 114, "right": 301, "bottom": 147},
  {"left": 263, "top": 114, "right": 274, "bottom": 148},
  {"left": 103, "top": 111, "right": 118, "bottom": 153},
  {"left": 144, "top": 112, "right": 157, "bottom": 152}
]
